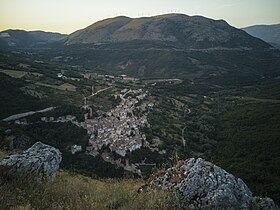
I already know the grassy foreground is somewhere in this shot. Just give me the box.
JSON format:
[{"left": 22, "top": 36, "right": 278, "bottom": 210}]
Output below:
[{"left": 0, "top": 170, "right": 185, "bottom": 210}]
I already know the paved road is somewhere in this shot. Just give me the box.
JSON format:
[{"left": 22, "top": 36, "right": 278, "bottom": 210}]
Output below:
[
  {"left": 89, "top": 86, "right": 112, "bottom": 98},
  {"left": 2, "top": 107, "right": 55, "bottom": 122},
  {"left": 83, "top": 86, "right": 112, "bottom": 110},
  {"left": 120, "top": 89, "right": 132, "bottom": 100},
  {"left": 2, "top": 87, "right": 111, "bottom": 122}
]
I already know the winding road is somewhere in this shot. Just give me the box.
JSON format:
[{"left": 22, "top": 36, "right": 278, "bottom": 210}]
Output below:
[
  {"left": 2, "top": 107, "right": 55, "bottom": 122},
  {"left": 2, "top": 87, "right": 112, "bottom": 122},
  {"left": 181, "top": 107, "right": 191, "bottom": 147},
  {"left": 88, "top": 86, "right": 112, "bottom": 98}
]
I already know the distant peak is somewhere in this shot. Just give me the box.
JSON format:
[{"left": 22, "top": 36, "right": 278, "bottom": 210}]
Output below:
[
  {"left": 152, "top": 13, "right": 188, "bottom": 18},
  {"left": 113, "top": 16, "right": 131, "bottom": 19}
]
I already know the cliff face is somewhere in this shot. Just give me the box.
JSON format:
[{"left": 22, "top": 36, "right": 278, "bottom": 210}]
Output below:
[{"left": 146, "top": 158, "right": 279, "bottom": 210}]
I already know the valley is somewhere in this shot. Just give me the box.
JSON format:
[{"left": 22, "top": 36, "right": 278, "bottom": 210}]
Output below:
[{"left": 1, "top": 49, "right": 279, "bottom": 202}]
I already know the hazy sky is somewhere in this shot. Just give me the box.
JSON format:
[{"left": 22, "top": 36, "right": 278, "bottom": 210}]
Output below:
[{"left": 0, "top": 0, "right": 279, "bottom": 34}]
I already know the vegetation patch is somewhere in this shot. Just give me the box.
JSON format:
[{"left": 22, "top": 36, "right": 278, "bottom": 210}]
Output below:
[
  {"left": 212, "top": 99, "right": 280, "bottom": 204},
  {"left": 0, "top": 73, "right": 46, "bottom": 119}
]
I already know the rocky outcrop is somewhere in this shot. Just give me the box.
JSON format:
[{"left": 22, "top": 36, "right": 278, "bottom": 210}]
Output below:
[
  {"left": 253, "top": 197, "right": 280, "bottom": 210},
  {"left": 147, "top": 158, "right": 279, "bottom": 210},
  {"left": 0, "top": 142, "right": 62, "bottom": 182}
]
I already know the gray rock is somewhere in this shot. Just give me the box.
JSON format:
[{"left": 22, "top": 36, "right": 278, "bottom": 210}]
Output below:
[
  {"left": 0, "top": 142, "right": 62, "bottom": 182},
  {"left": 148, "top": 158, "right": 279, "bottom": 210},
  {"left": 253, "top": 197, "right": 280, "bottom": 210}
]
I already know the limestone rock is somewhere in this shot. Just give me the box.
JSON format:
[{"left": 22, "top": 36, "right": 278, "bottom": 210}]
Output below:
[
  {"left": 148, "top": 158, "right": 279, "bottom": 210},
  {"left": 0, "top": 142, "right": 62, "bottom": 182},
  {"left": 253, "top": 197, "right": 279, "bottom": 210}
]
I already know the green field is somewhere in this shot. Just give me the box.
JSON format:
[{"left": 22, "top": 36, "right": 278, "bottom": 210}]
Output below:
[
  {"left": 0, "top": 70, "right": 43, "bottom": 79},
  {"left": 0, "top": 70, "right": 27, "bottom": 78}
]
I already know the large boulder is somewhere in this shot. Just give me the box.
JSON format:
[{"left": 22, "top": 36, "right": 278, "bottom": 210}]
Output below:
[
  {"left": 0, "top": 142, "right": 62, "bottom": 182},
  {"left": 147, "top": 158, "right": 279, "bottom": 210}
]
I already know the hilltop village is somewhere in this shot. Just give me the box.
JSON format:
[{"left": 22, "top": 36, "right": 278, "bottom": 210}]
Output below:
[
  {"left": 81, "top": 88, "right": 153, "bottom": 157},
  {"left": 37, "top": 88, "right": 156, "bottom": 174}
]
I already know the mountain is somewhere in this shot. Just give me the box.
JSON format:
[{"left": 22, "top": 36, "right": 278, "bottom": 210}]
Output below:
[
  {"left": 1, "top": 14, "right": 279, "bottom": 81},
  {"left": 0, "top": 29, "right": 67, "bottom": 48},
  {"left": 243, "top": 24, "right": 280, "bottom": 49},
  {"left": 66, "top": 14, "right": 270, "bottom": 49},
  {"left": 37, "top": 14, "right": 279, "bottom": 81},
  {"left": 29, "top": 31, "right": 67, "bottom": 43}
]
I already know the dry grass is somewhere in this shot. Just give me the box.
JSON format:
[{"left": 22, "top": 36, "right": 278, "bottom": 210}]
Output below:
[
  {"left": 59, "top": 83, "right": 77, "bottom": 91},
  {"left": 0, "top": 151, "right": 8, "bottom": 158},
  {"left": 0, "top": 170, "right": 186, "bottom": 210},
  {"left": 81, "top": 72, "right": 98, "bottom": 79}
]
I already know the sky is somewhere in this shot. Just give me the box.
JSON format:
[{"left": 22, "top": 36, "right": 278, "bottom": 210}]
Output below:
[{"left": 0, "top": 0, "right": 280, "bottom": 34}]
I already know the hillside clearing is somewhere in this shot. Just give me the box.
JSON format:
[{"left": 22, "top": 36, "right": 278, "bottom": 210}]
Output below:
[{"left": 35, "top": 82, "right": 77, "bottom": 91}]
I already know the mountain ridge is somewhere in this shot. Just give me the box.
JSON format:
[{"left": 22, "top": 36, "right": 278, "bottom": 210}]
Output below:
[
  {"left": 242, "top": 24, "right": 280, "bottom": 49},
  {"left": 0, "top": 14, "right": 278, "bottom": 81},
  {"left": 0, "top": 29, "right": 67, "bottom": 48},
  {"left": 65, "top": 14, "right": 271, "bottom": 50}
]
